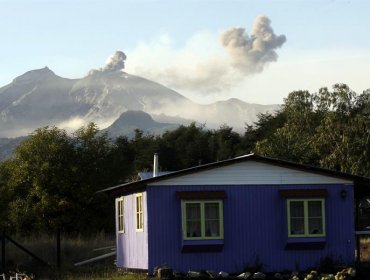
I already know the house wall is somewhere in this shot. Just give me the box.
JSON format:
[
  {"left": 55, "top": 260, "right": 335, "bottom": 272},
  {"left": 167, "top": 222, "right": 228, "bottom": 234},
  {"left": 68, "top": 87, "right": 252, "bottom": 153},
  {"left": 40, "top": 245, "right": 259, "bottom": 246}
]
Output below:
[
  {"left": 146, "top": 184, "right": 355, "bottom": 274},
  {"left": 116, "top": 192, "right": 148, "bottom": 270}
]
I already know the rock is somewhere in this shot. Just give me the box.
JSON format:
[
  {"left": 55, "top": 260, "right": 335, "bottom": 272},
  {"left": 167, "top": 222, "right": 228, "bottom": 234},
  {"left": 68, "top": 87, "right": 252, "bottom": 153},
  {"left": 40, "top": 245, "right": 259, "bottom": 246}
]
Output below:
[
  {"left": 173, "top": 271, "right": 185, "bottom": 278},
  {"left": 206, "top": 271, "right": 219, "bottom": 278},
  {"left": 237, "top": 272, "right": 252, "bottom": 279},
  {"left": 187, "top": 271, "right": 201, "bottom": 278},
  {"left": 154, "top": 264, "right": 170, "bottom": 277},
  {"left": 304, "top": 271, "right": 318, "bottom": 280},
  {"left": 219, "top": 271, "right": 229, "bottom": 278},
  {"left": 273, "top": 272, "right": 283, "bottom": 280},
  {"left": 252, "top": 272, "right": 266, "bottom": 280},
  {"left": 336, "top": 267, "right": 356, "bottom": 279},
  {"left": 319, "top": 274, "right": 334, "bottom": 280},
  {"left": 158, "top": 267, "right": 173, "bottom": 280}
]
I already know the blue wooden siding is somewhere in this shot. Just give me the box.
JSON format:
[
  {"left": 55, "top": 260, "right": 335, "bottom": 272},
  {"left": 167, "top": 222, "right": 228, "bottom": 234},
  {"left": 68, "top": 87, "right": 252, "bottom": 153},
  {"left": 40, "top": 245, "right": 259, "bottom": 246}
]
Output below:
[
  {"left": 146, "top": 184, "right": 354, "bottom": 274},
  {"left": 116, "top": 192, "right": 148, "bottom": 269}
]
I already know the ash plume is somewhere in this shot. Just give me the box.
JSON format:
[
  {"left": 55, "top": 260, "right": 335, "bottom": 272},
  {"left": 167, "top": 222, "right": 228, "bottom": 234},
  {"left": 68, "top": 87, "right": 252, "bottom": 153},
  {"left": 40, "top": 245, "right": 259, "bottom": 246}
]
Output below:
[
  {"left": 87, "top": 51, "right": 127, "bottom": 76},
  {"left": 103, "top": 51, "right": 127, "bottom": 72},
  {"left": 128, "top": 16, "right": 286, "bottom": 96},
  {"left": 221, "top": 15, "right": 286, "bottom": 74}
]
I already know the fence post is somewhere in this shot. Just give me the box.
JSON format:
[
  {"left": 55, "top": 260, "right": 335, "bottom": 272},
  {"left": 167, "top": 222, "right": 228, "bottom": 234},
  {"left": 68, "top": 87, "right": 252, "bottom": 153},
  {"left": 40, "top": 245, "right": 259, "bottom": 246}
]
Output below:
[
  {"left": 1, "top": 231, "right": 5, "bottom": 271},
  {"left": 57, "top": 230, "right": 61, "bottom": 269}
]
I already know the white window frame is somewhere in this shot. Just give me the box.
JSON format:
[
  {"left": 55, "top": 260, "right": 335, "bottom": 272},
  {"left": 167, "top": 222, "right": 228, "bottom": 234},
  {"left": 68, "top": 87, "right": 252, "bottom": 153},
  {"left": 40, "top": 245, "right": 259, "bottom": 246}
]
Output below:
[
  {"left": 117, "top": 196, "right": 125, "bottom": 233},
  {"left": 181, "top": 200, "right": 224, "bottom": 240},
  {"left": 287, "top": 198, "right": 326, "bottom": 238},
  {"left": 136, "top": 193, "right": 144, "bottom": 232}
]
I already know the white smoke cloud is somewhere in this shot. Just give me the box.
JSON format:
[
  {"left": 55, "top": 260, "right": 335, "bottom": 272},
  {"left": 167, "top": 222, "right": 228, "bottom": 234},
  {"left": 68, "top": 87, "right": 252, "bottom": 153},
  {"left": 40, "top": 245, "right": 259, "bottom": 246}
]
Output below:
[
  {"left": 57, "top": 117, "right": 87, "bottom": 133},
  {"left": 142, "top": 57, "right": 234, "bottom": 93},
  {"left": 127, "top": 16, "right": 286, "bottom": 96},
  {"left": 103, "top": 51, "right": 127, "bottom": 72}
]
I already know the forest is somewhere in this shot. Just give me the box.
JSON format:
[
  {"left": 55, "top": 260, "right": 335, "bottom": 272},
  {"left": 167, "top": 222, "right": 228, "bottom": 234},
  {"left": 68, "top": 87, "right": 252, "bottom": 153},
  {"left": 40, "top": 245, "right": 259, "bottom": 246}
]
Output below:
[{"left": 0, "top": 83, "right": 369, "bottom": 236}]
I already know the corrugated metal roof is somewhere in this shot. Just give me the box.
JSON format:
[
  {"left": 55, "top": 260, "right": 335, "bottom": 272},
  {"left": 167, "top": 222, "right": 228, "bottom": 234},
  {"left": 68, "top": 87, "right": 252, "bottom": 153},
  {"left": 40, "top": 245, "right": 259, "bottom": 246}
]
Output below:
[{"left": 97, "top": 153, "right": 370, "bottom": 196}]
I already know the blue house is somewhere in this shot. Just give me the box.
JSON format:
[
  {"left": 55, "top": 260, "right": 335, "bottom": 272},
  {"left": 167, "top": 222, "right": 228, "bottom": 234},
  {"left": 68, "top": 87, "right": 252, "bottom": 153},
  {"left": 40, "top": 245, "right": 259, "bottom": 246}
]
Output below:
[{"left": 99, "top": 154, "right": 370, "bottom": 274}]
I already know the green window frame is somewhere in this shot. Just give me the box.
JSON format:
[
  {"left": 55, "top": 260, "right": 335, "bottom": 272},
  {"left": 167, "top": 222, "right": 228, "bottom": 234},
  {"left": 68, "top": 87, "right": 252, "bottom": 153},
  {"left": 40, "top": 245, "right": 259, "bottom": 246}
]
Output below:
[
  {"left": 117, "top": 197, "right": 125, "bottom": 233},
  {"left": 135, "top": 193, "right": 144, "bottom": 232},
  {"left": 181, "top": 200, "right": 224, "bottom": 240},
  {"left": 287, "top": 198, "right": 326, "bottom": 237}
]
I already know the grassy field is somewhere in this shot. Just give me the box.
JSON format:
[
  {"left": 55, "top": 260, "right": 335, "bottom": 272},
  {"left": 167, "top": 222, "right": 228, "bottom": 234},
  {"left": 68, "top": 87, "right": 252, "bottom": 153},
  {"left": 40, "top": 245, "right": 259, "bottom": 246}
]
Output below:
[
  {"left": 2, "top": 232, "right": 119, "bottom": 279},
  {"left": 60, "top": 269, "right": 147, "bottom": 280}
]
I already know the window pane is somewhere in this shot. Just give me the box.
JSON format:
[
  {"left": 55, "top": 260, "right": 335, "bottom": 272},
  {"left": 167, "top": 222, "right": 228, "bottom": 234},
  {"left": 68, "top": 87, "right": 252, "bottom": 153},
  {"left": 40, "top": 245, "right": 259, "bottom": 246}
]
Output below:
[
  {"left": 136, "top": 196, "right": 142, "bottom": 212},
  {"left": 185, "top": 203, "right": 201, "bottom": 238},
  {"left": 205, "top": 203, "right": 220, "bottom": 237},
  {"left": 136, "top": 195, "right": 143, "bottom": 230},
  {"left": 289, "top": 201, "right": 305, "bottom": 235},
  {"left": 308, "top": 201, "right": 323, "bottom": 234},
  {"left": 186, "top": 203, "right": 200, "bottom": 219},
  {"left": 119, "top": 216, "right": 124, "bottom": 231},
  {"left": 290, "top": 201, "right": 304, "bottom": 217},
  {"left": 308, "top": 201, "right": 322, "bottom": 217},
  {"left": 205, "top": 220, "right": 220, "bottom": 237},
  {"left": 117, "top": 199, "right": 124, "bottom": 232},
  {"left": 205, "top": 203, "right": 219, "bottom": 219},
  {"left": 290, "top": 218, "right": 305, "bottom": 235},
  {"left": 187, "top": 221, "right": 201, "bottom": 237},
  {"left": 308, "top": 217, "right": 323, "bottom": 234}
]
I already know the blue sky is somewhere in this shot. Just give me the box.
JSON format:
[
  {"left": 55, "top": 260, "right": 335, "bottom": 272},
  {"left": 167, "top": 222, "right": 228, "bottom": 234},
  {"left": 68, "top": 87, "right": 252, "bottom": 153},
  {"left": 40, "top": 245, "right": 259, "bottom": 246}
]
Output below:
[{"left": 1, "top": 0, "right": 370, "bottom": 104}]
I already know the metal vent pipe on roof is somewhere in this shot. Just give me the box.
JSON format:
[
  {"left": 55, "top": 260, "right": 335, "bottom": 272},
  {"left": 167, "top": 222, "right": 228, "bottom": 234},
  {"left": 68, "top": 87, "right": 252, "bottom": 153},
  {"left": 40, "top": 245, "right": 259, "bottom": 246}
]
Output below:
[{"left": 153, "top": 153, "right": 159, "bottom": 177}]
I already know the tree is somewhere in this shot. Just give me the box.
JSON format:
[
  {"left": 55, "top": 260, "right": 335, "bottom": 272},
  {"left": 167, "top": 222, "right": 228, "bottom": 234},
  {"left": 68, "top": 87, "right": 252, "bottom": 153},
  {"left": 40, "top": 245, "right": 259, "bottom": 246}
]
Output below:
[
  {"left": 312, "top": 85, "right": 370, "bottom": 176},
  {"left": 0, "top": 123, "right": 136, "bottom": 235},
  {"left": 255, "top": 90, "right": 319, "bottom": 163},
  {"left": 158, "top": 123, "right": 212, "bottom": 170},
  {"left": 255, "top": 84, "right": 370, "bottom": 177},
  {"left": 129, "top": 129, "right": 159, "bottom": 172},
  {"left": 0, "top": 126, "right": 75, "bottom": 234},
  {"left": 243, "top": 110, "right": 286, "bottom": 153},
  {"left": 209, "top": 125, "right": 242, "bottom": 161},
  {"left": 70, "top": 123, "right": 135, "bottom": 232}
]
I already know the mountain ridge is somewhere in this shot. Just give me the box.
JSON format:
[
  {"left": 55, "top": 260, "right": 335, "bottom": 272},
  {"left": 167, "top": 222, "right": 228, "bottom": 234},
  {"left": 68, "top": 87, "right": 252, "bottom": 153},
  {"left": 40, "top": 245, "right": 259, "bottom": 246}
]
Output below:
[
  {"left": 0, "top": 67, "right": 279, "bottom": 138},
  {"left": 102, "top": 110, "right": 180, "bottom": 139}
]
